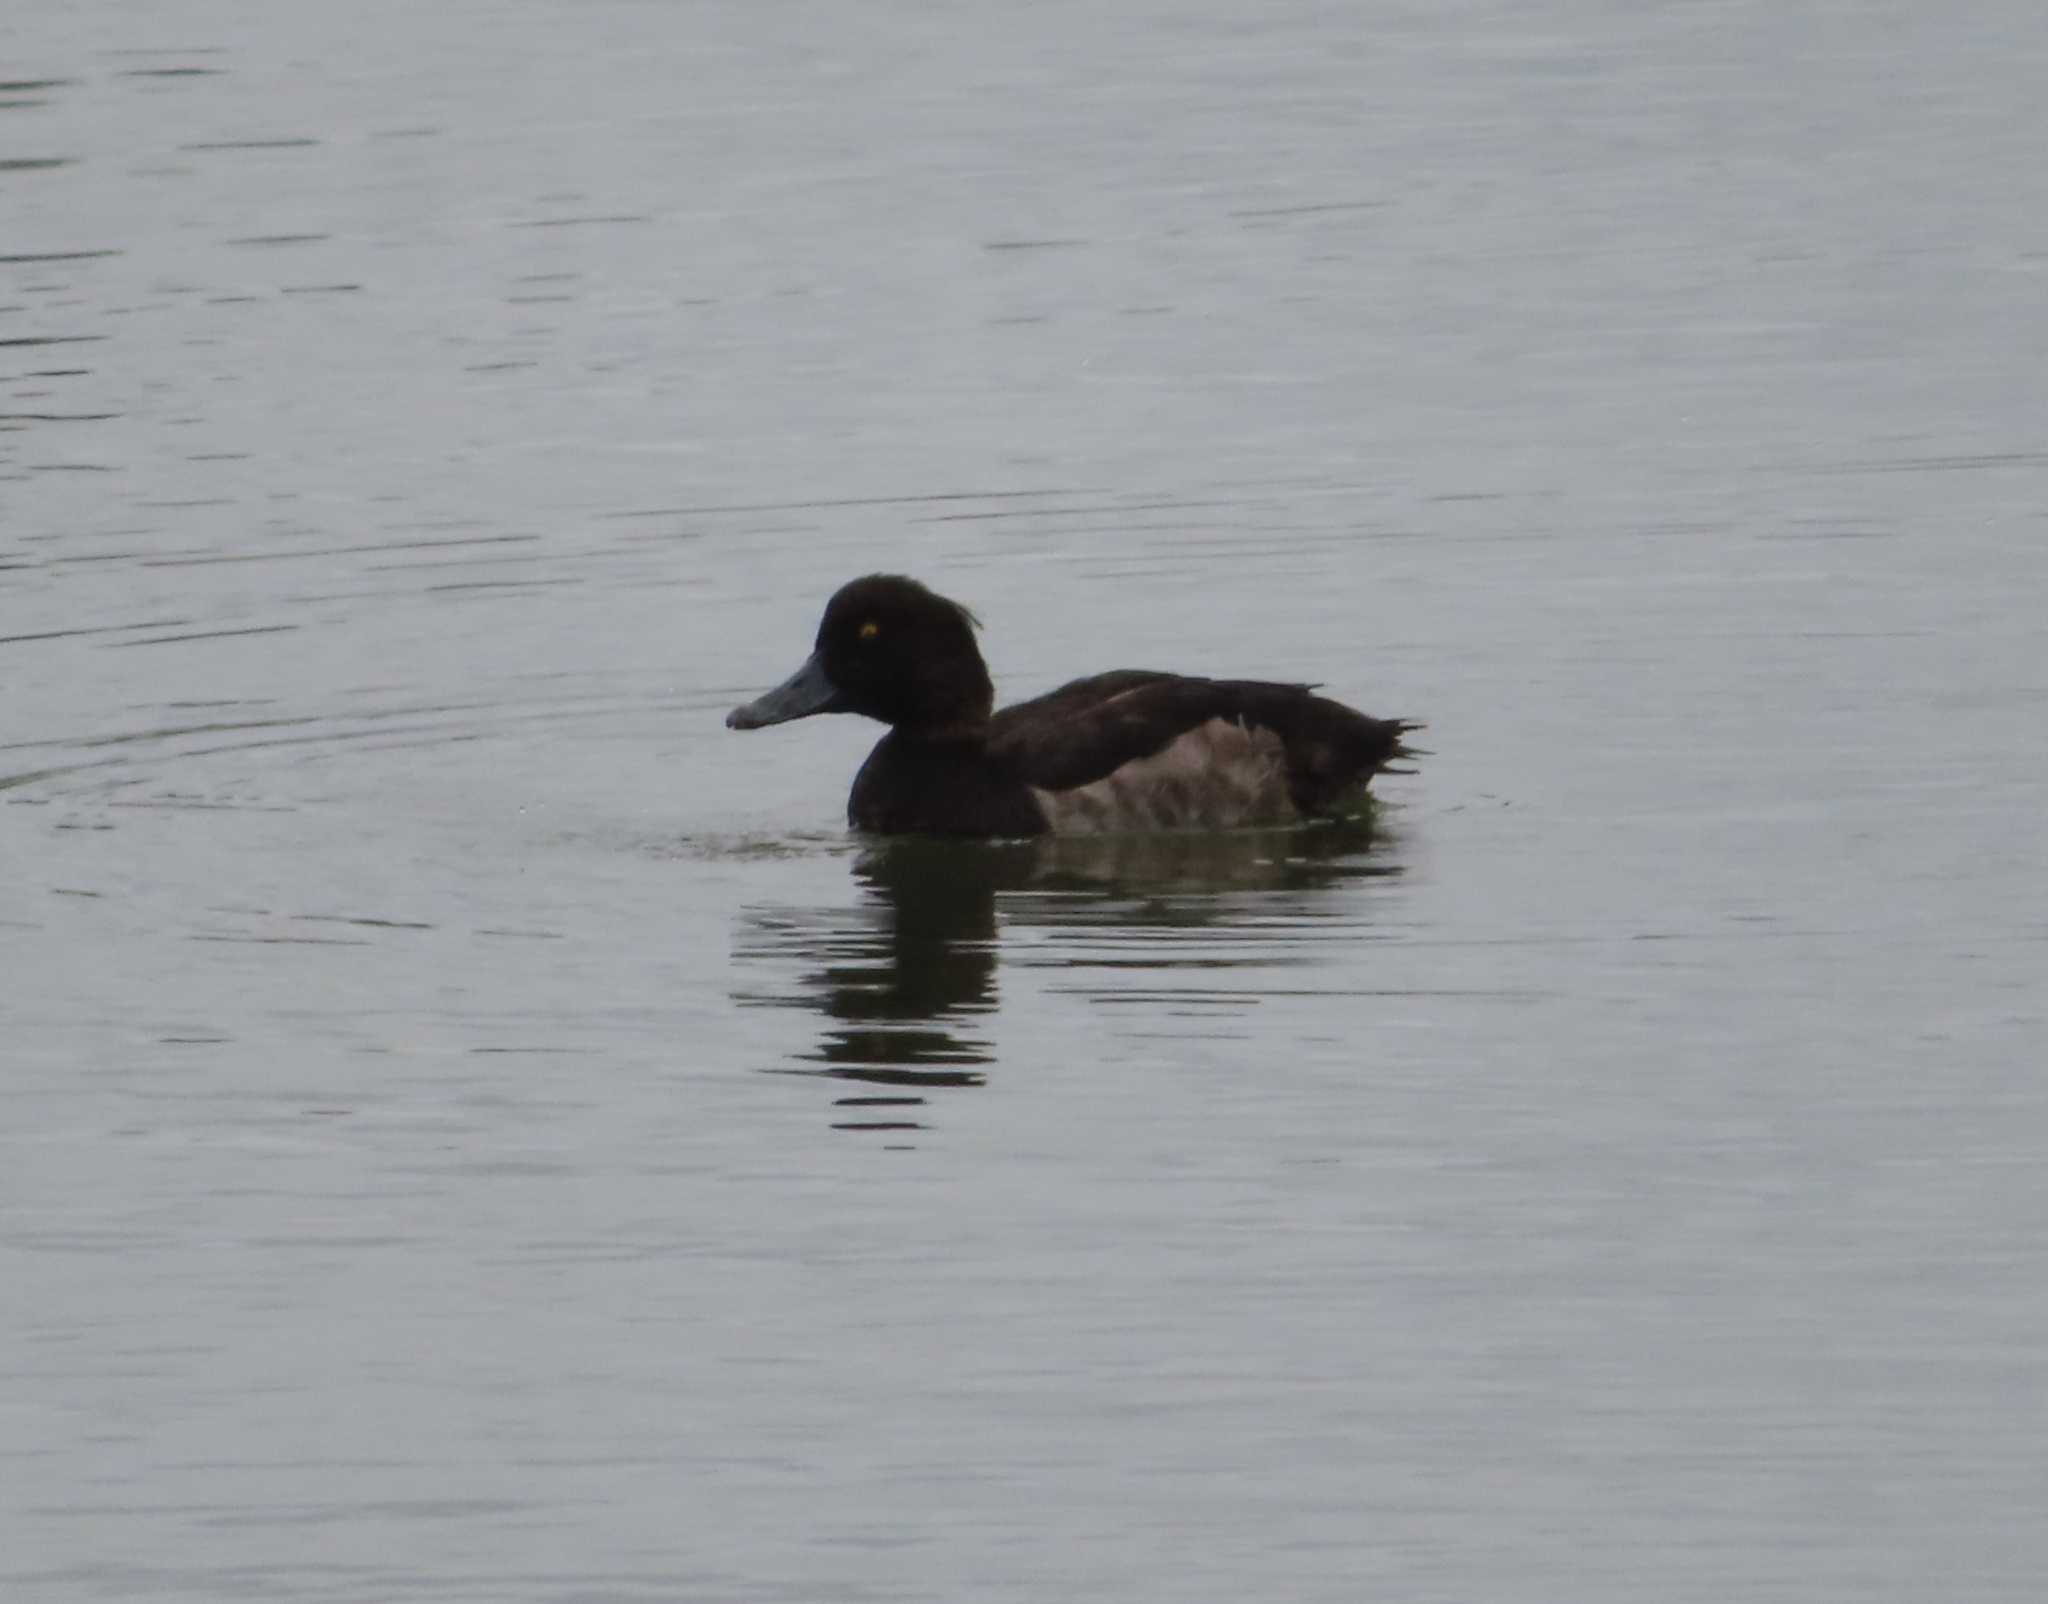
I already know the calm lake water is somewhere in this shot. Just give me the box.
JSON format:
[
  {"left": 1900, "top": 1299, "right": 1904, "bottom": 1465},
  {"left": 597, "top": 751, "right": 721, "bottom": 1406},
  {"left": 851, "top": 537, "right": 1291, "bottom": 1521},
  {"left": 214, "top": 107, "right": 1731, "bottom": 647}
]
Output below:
[{"left": 5, "top": 2, "right": 2045, "bottom": 1599}]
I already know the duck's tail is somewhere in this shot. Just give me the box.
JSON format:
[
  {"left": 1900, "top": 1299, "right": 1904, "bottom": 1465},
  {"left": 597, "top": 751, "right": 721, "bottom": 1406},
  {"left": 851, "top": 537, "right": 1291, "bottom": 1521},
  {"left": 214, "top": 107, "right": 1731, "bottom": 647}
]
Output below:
[
  {"left": 1271, "top": 700, "right": 1423, "bottom": 817},
  {"left": 1383, "top": 719, "right": 1427, "bottom": 775}
]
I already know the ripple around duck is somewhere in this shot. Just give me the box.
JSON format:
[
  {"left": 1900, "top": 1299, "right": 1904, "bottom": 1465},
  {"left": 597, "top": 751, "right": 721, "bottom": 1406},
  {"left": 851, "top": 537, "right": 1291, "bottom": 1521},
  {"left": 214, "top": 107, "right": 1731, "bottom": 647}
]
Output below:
[{"left": 0, "top": 684, "right": 727, "bottom": 801}]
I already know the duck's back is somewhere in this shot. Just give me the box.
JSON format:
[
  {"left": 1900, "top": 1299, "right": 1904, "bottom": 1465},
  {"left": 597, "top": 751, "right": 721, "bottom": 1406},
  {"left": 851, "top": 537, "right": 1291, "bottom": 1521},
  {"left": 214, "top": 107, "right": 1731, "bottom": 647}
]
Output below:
[{"left": 990, "top": 671, "right": 1415, "bottom": 834}]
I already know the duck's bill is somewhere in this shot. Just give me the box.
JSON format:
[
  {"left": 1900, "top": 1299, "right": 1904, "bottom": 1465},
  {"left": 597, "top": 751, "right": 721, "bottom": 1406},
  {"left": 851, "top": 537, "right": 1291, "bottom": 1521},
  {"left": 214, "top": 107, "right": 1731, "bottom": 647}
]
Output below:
[{"left": 726, "top": 651, "right": 846, "bottom": 729}]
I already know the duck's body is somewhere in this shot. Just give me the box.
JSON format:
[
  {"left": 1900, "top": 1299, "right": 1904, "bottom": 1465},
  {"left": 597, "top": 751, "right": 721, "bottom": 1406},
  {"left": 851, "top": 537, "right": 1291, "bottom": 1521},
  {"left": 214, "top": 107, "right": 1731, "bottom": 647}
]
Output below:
[{"left": 727, "top": 576, "right": 1419, "bottom": 838}]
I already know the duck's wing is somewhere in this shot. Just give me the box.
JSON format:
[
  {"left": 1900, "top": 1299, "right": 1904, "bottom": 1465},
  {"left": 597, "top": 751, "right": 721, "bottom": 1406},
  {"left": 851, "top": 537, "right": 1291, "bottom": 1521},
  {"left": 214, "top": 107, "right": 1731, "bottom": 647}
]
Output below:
[
  {"left": 986, "top": 671, "right": 1206, "bottom": 791},
  {"left": 990, "top": 671, "right": 1416, "bottom": 802},
  {"left": 988, "top": 671, "right": 1177, "bottom": 746}
]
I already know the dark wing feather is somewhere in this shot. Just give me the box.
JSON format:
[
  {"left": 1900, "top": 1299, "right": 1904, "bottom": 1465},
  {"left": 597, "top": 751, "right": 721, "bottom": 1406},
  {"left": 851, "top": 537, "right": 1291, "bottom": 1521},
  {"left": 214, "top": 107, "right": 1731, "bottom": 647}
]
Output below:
[
  {"left": 989, "top": 669, "right": 1180, "bottom": 730},
  {"left": 989, "top": 672, "right": 1244, "bottom": 792},
  {"left": 989, "top": 671, "right": 1417, "bottom": 815}
]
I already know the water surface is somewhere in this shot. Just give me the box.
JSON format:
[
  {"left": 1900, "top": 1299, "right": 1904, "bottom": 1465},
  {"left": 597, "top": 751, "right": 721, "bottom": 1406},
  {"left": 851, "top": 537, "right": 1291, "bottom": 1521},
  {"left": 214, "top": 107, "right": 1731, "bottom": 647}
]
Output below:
[{"left": 5, "top": 3, "right": 2045, "bottom": 1600}]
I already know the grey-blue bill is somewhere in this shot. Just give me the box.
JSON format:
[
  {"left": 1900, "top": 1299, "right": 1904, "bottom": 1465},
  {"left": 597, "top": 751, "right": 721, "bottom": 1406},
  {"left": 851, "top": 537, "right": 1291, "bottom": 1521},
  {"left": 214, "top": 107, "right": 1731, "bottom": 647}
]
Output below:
[{"left": 727, "top": 651, "right": 846, "bottom": 729}]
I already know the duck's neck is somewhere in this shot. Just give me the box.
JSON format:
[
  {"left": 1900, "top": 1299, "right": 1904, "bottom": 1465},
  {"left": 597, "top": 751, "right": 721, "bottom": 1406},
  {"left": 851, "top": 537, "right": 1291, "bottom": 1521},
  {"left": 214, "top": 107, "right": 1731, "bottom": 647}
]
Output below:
[
  {"left": 892, "top": 656, "right": 994, "bottom": 742},
  {"left": 894, "top": 712, "right": 991, "bottom": 747}
]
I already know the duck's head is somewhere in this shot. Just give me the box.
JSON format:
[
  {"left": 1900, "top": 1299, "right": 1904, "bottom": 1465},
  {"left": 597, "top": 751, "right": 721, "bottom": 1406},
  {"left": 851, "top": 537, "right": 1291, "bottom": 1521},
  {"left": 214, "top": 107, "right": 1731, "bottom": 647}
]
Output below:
[{"left": 726, "top": 574, "right": 994, "bottom": 737}]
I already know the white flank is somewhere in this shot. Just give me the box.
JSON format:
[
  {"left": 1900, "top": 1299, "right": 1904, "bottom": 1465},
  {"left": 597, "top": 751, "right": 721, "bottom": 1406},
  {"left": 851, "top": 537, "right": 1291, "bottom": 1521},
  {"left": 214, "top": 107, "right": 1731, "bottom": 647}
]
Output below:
[{"left": 1030, "top": 718, "right": 1296, "bottom": 834}]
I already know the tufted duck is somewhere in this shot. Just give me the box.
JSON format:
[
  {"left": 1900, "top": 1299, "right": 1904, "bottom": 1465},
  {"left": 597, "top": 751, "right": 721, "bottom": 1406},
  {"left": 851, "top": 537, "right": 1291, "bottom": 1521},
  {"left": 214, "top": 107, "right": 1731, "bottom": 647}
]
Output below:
[{"left": 726, "top": 574, "right": 1420, "bottom": 836}]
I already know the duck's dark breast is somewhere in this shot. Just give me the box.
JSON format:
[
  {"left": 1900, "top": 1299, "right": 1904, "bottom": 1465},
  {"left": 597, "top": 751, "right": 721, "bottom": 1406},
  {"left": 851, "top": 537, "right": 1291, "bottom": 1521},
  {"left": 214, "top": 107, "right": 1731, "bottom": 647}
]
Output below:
[{"left": 848, "top": 735, "right": 1050, "bottom": 836}]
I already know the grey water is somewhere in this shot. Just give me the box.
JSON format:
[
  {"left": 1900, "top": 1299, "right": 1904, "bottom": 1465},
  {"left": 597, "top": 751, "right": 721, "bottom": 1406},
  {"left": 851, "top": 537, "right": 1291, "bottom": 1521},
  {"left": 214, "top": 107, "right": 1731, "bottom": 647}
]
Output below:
[{"left": 5, "top": 2, "right": 2046, "bottom": 1599}]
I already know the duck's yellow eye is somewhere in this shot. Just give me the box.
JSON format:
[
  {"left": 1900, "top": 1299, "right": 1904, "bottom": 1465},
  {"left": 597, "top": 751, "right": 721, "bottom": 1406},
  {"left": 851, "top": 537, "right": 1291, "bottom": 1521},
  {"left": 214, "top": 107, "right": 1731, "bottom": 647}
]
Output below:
[{"left": 859, "top": 620, "right": 881, "bottom": 641}]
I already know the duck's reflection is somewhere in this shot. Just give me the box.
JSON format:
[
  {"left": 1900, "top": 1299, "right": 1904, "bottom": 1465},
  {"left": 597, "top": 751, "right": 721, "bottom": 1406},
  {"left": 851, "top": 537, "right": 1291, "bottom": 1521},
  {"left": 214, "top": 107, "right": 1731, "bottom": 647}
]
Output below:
[{"left": 734, "top": 821, "right": 1395, "bottom": 1134}]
